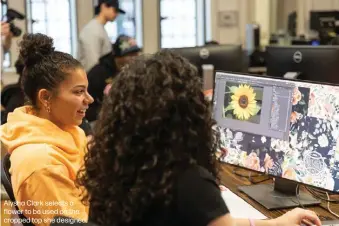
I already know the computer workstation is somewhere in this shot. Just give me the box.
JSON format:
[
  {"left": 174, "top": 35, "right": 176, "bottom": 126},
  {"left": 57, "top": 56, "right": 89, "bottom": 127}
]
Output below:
[
  {"left": 170, "top": 44, "right": 244, "bottom": 74},
  {"left": 213, "top": 71, "right": 339, "bottom": 223},
  {"left": 286, "top": 10, "right": 339, "bottom": 46},
  {"left": 310, "top": 10, "right": 339, "bottom": 45},
  {"left": 170, "top": 44, "right": 245, "bottom": 91},
  {"left": 266, "top": 45, "right": 339, "bottom": 83}
]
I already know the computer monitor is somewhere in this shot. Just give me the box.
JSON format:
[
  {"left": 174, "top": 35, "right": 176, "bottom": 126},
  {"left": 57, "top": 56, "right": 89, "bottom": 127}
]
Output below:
[
  {"left": 291, "top": 39, "right": 311, "bottom": 45},
  {"left": 310, "top": 11, "right": 339, "bottom": 33},
  {"left": 287, "top": 11, "right": 297, "bottom": 37},
  {"left": 213, "top": 72, "right": 339, "bottom": 210},
  {"left": 170, "top": 44, "right": 244, "bottom": 76},
  {"left": 310, "top": 11, "right": 339, "bottom": 44},
  {"left": 266, "top": 45, "right": 339, "bottom": 83}
]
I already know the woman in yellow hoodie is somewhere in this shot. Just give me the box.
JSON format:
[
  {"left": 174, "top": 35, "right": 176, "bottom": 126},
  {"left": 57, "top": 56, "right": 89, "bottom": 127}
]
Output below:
[{"left": 0, "top": 33, "right": 94, "bottom": 225}]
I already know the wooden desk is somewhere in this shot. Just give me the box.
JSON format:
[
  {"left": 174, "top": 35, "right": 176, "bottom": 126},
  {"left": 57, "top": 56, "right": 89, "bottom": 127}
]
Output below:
[{"left": 219, "top": 163, "right": 339, "bottom": 221}]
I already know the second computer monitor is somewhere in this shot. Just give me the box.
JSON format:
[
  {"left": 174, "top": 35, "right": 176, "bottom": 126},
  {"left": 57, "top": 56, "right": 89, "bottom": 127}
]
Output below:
[
  {"left": 170, "top": 44, "right": 244, "bottom": 75},
  {"left": 213, "top": 72, "right": 339, "bottom": 209},
  {"left": 266, "top": 45, "right": 339, "bottom": 84}
]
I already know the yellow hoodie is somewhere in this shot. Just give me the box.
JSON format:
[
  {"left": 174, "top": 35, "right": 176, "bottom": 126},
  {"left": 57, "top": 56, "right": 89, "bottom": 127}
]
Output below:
[{"left": 0, "top": 106, "right": 89, "bottom": 225}]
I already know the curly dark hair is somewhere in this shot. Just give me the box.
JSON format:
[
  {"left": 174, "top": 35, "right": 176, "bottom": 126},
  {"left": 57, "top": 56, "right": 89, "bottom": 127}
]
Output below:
[
  {"left": 19, "top": 33, "right": 82, "bottom": 107},
  {"left": 77, "top": 50, "right": 219, "bottom": 225}
]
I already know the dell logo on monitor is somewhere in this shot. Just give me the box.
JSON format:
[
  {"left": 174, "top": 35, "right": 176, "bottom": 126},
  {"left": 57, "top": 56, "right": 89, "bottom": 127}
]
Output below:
[
  {"left": 293, "top": 51, "right": 302, "bottom": 63},
  {"left": 199, "top": 48, "right": 210, "bottom": 59}
]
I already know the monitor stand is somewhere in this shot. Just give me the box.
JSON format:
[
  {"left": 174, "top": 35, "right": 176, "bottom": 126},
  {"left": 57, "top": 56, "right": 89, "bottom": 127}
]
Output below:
[
  {"left": 283, "top": 71, "right": 301, "bottom": 80},
  {"left": 238, "top": 178, "right": 321, "bottom": 210}
]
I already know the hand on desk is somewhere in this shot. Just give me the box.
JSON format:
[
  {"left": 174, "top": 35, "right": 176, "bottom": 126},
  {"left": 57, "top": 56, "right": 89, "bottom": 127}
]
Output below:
[
  {"left": 219, "top": 185, "right": 321, "bottom": 226},
  {"left": 218, "top": 185, "right": 321, "bottom": 225},
  {"left": 273, "top": 208, "right": 321, "bottom": 226}
]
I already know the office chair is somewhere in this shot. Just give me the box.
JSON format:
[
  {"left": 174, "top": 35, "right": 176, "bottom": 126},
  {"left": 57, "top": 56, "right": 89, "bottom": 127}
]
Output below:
[
  {"left": 0, "top": 84, "right": 21, "bottom": 108},
  {"left": 1, "top": 153, "right": 34, "bottom": 226}
]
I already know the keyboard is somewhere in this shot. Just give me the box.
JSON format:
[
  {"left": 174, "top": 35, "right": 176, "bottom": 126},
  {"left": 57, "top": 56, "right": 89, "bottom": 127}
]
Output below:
[{"left": 322, "top": 221, "right": 339, "bottom": 226}]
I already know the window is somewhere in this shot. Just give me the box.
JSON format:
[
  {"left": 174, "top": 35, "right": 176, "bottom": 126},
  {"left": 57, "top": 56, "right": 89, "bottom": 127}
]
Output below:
[
  {"left": 104, "top": 0, "right": 143, "bottom": 46},
  {"left": 160, "top": 0, "right": 205, "bottom": 48},
  {"left": 204, "top": 0, "right": 211, "bottom": 42},
  {"left": 26, "top": 0, "right": 77, "bottom": 56},
  {"left": 1, "top": 2, "right": 11, "bottom": 68}
]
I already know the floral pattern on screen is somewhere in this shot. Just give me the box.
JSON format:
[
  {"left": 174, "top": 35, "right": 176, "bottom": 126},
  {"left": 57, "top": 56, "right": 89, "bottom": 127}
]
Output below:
[{"left": 215, "top": 82, "right": 339, "bottom": 192}]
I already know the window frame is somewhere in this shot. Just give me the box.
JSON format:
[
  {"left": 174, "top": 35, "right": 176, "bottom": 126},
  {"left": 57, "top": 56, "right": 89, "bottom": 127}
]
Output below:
[
  {"left": 26, "top": 0, "right": 77, "bottom": 56},
  {"left": 1, "top": 2, "right": 11, "bottom": 68}
]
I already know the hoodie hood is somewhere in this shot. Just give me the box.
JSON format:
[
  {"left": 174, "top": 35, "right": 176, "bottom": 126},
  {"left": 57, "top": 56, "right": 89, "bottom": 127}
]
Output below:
[
  {"left": 1, "top": 106, "right": 86, "bottom": 158},
  {"left": 1, "top": 106, "right": 89, "bottom": 224}
]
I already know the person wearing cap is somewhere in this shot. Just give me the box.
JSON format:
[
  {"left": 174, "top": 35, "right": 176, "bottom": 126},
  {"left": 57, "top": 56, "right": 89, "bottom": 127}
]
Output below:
[
  {"left": 86, "top": 35, "right": 141, "bottom": 122},
  {"left": 78, "top": 0, "right": 125, "bottom": 72}
]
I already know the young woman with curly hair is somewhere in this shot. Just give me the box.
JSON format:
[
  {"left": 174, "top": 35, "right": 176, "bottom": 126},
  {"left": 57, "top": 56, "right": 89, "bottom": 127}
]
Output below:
[{"left": 77, "top": 50, "right": 321, "bottom": 226}]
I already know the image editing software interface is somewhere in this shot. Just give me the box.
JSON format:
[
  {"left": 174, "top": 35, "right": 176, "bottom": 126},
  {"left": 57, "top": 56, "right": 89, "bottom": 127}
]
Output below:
[{"left": 213, "top": 72, "right": 339, "bottom": 209}]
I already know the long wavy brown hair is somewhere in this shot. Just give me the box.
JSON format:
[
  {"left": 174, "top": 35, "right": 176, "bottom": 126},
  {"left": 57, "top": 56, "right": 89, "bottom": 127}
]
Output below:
[{"left": 77, "top": 50, "right": 219, "bottom": 225}]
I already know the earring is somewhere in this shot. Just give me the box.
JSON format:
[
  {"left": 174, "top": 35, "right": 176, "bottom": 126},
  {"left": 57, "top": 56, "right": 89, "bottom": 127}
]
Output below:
[{"left": 45, "top": 104, "right": 51, "bottom": 114}]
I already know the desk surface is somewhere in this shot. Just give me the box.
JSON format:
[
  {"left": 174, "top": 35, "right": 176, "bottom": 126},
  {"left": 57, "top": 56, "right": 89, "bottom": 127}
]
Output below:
[{"left": 219, "top": 163, "right": 339, "bottom": 221}]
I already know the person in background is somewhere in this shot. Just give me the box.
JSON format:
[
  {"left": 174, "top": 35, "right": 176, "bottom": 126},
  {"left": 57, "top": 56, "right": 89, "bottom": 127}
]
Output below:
[
  {"left": 1, "top": 21, "right": 13, "bottom": 54},
  {"left": 1, "top": 57, "right": 25, "bottom": 124},
  {"left": 77, "top": 50, "right": 321, "bottom": 226},
  {"left": 78, "top": 0, "right": 125, "bottom": 72},
  {"left": 1, "top": 21, "right": 13, "bottom": 89},
  {"left": 0, "top": 33, "right": 94, "bottom": 225},
  {"left": 86, "top": 35, "right": 141, "bottom": 122}
]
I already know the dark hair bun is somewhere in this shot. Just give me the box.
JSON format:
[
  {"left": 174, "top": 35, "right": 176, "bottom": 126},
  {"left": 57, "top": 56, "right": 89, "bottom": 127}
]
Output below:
[{"left": 19, "top": 33, "right": 55, "bottom": 67}]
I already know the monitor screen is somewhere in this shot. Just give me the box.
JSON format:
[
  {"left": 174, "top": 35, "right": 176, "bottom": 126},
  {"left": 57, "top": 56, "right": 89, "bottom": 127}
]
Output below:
[
  {"left": 266, "top": 45, "right": 339, "bottom": 84},
  {"left": 213, "top": 72, "right": 339, "bottom": 193}
]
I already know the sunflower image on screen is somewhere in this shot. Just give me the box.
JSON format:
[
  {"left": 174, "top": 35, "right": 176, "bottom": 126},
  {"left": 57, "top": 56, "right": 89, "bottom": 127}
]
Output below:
[{"left": 223, "top": 83, "right": 263, "bottom": 124}]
